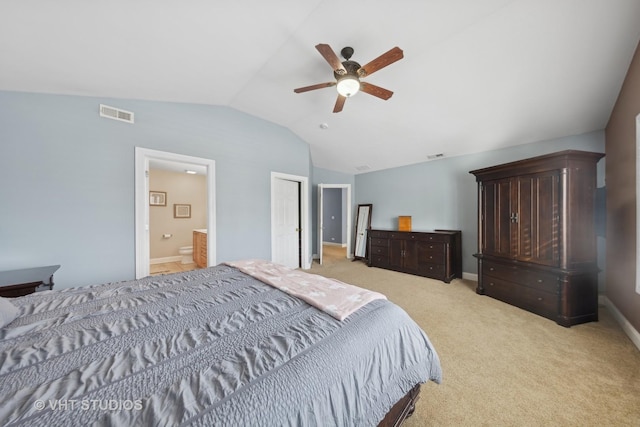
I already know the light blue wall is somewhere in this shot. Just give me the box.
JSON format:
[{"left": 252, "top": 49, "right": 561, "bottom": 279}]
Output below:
[
  {"left": 0, "top": 89, "right": 607, "bottom": 288},
  {"left": 355, "top": 131, "right": 606, "bottom": 276},
  {"left": 0, "top": 91, "right": 311, "bottom": 288}
]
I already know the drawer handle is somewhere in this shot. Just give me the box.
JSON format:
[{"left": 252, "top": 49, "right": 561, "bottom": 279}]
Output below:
[
  {"left": 488, "top": 282, "right": 494, "bottom": 286},
  {"left": 537, "top": 279, "right": 543, "bottom": 283},
  {"left": 411, "top": 235, "right": 415, "bottom": 239},
  {"left": 489, "top": 267, "right": 494, "bottom": 271},
  {"left": 537, "top": 297, "right": 543, "bottom": 301}
]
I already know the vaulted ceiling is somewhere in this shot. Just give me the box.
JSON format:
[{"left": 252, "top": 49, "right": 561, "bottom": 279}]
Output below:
[{"left": 2, "top": 1, "right": 639, "bottom": 174}]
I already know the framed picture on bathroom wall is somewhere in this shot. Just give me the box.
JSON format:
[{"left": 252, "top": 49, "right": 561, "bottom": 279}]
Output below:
[
  {"left": 174, "top": 204, "right": 191, "bottom": 218},
  {"left": 149, "top": 191, "right": 166, "bottom": 206}
]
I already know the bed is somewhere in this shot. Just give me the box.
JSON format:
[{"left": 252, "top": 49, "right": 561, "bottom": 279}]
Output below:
[{"left": 0, "top": 260, "right": 442, "bottom": 426}]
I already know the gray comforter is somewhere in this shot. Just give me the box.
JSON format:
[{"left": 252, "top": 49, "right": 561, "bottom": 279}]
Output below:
[{"left": 0, "top": 264, "right": 441, "bottom": 426}]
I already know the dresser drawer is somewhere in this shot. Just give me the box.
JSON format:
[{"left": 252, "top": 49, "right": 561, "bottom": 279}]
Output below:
[
  {"left": 483, "top": 262, "right": 557, "bottom": 294},
  {"left": 370, "top": 254, "right": 389, "bottom": 267},
  {"left": 369, "top": 230, "right": 391, "bottom": 239},
  {"left": 517, "top": 269, "right": 557, "bottom": 293},
  {"left": 483, "top": 276, "right": 557, "bottom": 318},
  {"left": 370, "top": 245, "right": 389, "bottom": 257},
  {"left": 418, "top": 263, "right": 445, "bottom": 279},
  {"left": 418, "top": 233, "right": 448, "bottom": 243},
  {"left": 483, "top": 261, "right": 513, "bottom": 280},
  {"left": 370, "top": 237, "right": 389, "bottom": 247},
  {"left": 419, "top": 249, "right": 445, "bottom": 264},
  {"left": 420, "top": 242, "right": 444, "bottom": 253},
  {"left": 392, "top": 232, "right": 449, "bottom": 242}
]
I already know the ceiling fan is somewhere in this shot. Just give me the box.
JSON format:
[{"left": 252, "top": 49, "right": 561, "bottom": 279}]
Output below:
[{"left": 294, "top": 44, "right": 404, "bottom": 113}]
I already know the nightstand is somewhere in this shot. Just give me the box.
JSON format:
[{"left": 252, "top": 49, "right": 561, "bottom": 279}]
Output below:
[{"left": 0, "top": 265, "right": 60, "bottom": 298}]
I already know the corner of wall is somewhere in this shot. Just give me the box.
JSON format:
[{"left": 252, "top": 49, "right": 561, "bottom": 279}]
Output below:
[{"left": 600, "top": 295, "right": 640, "bottom": 352}]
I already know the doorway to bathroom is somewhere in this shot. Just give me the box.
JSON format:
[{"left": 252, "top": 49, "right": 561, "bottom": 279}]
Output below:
[{"left": 134, "top": 147, "right": 216, "bottom": 279}]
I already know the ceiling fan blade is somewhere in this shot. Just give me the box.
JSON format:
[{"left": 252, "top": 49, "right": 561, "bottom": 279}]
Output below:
[
  {"left": 360, "top": 82, "right": 394, "bottom": 100},
  {"left": 293, "top": 82, "right": 336, "bottom": 93},
  {"left": 316, "top": 44, "right": 347, "bottom": 75},
  {"left": 358, "top": 46, "right": 404, "bottom": 77},
  {"left": 333, "top": 95, "right": 346, "bottom": 113}
]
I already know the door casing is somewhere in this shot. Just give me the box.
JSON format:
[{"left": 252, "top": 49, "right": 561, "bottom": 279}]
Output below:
[
  {"left": 318, "top": 184, "right": 352, "bottom": 264},
  {"left": 135, "top": 147, "right": 216, "bottom": 278}
]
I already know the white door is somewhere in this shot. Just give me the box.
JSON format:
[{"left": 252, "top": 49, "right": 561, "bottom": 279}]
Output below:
[{"left": 273, "top": 178, "right": 300, "bottom": 268}]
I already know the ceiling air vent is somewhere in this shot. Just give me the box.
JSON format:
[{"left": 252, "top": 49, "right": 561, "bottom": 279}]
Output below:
[
  {"left": 99, "top": 104, "right": 134, "bottom": 124},
  {"left": 427, "top": 153, "right": 445, "bottom": 160},
  {"left": 355, "top": 165, "right": 371, "bottom": 172}
]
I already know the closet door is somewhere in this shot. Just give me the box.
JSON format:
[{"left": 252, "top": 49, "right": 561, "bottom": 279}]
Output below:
[
  {"left": 480, "top": 178, "right": 513, "bottom": 258},
  {"left": 514, "top": 172, "right": 560, "bottom": 266}
]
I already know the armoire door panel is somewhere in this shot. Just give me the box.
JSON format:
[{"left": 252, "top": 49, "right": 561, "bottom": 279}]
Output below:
[
  {"left": 497, "top": 180, "right": 513, "bottom": 256},
  {"left": 515, "top": 177, "right": 533, "bottom": 259},
  {"left": 515, "top": 172, "right": 559, "bottom": 266},
  {"left": 481, "top": 179, "right": 513, "bottom": 258}
]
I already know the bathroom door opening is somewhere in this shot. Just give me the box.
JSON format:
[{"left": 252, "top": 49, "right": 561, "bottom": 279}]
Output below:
[{"left": 135, "top": 147, "right": 216, "bottom": 279}]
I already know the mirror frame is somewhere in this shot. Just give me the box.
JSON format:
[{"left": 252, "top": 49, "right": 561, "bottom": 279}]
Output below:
[{"left": 354, "top": 204, "right": 372, "bottom": 260}]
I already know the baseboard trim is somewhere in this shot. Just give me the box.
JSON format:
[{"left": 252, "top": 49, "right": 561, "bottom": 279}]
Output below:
[
  {"left": 600, "top": 295, "right": 640, "bottom": 352},
  {"left": 150, "top": 256, "right": 182, "bottom": 265},
  {"left": 322, "top": 242, "right": 347, "bottom": 247},
  {"left": 462, "top": 272, "right": 478, "bottom": 282}
]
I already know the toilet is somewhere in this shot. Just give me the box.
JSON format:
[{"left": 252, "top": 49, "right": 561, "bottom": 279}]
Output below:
[{"left": 178, "top": 246, "right": 193, "bottom": 264}]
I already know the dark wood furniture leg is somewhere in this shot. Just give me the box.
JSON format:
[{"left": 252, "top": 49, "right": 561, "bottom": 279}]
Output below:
[{"left": 378, "top": 384, "right": 421, "bottom": 427}]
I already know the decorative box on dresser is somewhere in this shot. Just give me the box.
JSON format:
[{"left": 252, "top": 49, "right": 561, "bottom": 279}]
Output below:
[
  {"left": 470, "top": 150, "right": 604, "bottom": 327},
  {"left": 368, "top": 229, "right": 462, "bottom": 283}
]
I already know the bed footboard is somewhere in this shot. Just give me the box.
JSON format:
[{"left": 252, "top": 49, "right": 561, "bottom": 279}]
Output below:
[{"left": 378, "top": 384, "right": 421, "bottom": 427}]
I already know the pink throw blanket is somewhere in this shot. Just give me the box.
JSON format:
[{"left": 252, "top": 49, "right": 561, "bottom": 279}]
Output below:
[{"left": 225, "top": 260, "right": 386, "bottom": 321}]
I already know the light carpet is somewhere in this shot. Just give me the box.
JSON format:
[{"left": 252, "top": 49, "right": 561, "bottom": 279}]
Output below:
[{"left": 309, "top": 258, "right": 640, "bottom": 427}]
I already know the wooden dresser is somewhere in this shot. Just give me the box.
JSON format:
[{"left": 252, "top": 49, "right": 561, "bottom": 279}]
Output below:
[
  {"left": 470, "top": 150, "right": 604, "bottom": 327},
  {"left": 368, "top": 229, "right": 462, "bottom": 283},
  {"left": 0, "top": 265, "right": 60, "bottom": 298},
  {"left": 193, "top": 230, "right": 207, "bottom": 268}
]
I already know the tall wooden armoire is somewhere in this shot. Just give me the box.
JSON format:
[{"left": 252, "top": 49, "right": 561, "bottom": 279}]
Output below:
[{"left": 470, "top": 150, "right": 604, "bottom": 327}]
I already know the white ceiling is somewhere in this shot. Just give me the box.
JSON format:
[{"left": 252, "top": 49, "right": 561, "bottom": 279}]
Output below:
[{"left": 2, "top": 1, "right": 639, "bottom": 174}]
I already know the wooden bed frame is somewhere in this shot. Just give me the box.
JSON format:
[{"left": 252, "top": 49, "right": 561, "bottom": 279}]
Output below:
[{"left": 378, "top": 384, "right": 421, "bottom": 426}]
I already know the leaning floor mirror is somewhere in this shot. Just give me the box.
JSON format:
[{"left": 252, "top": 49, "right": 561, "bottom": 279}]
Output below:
[{"left": 354, "top": 204, "right": 372, "bottom": 261}]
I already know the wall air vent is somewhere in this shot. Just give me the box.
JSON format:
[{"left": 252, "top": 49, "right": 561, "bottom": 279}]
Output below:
[
  {"left": 355, "top": 165, "right": 371, "bottom": 172},
  {"left": 99, "top": 104, "right": 134, "bottom": 124},
  {"left": 427, "top": 153, "right": 445, "bottom": 160}
]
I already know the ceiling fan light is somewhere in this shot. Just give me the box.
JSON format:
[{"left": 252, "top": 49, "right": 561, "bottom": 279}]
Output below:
[{"left": 336, "top": 76, "right": 360, "bottom": 97}]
